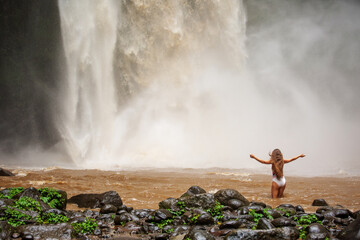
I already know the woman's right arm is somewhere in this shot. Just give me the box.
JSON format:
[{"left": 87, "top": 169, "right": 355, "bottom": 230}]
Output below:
[{"left": 250, "top": 154, "right": 272, "bottom": 164}]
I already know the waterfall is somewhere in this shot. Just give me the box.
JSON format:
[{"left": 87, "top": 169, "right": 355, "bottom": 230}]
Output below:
[{"left": 58, "top": 0, "right": 247, "bottom": 168}]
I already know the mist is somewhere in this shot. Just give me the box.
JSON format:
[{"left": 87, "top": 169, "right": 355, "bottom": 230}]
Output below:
[{"left": 1, "top": 0, "right": 359, "bottom": 176}]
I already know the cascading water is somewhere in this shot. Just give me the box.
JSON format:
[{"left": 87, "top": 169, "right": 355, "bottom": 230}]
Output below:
[
  {"left": 58, "top": 1, "right": 119, "bottom": 166},
  {"left": 58, "top": 0, "right": 247, "bottom": 168},
  {"left": 56, "top": 0, "right": 360, "bottom": 175}
]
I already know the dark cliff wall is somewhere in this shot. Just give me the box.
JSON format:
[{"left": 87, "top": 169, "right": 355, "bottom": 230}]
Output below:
[{"left": 0, "top": 0, "right": 65, "bottom": 151}]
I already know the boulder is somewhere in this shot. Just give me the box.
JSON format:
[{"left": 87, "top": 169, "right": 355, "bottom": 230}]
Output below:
[
  {"left": 338, "top": 217, "right": 360, "bottom": 240},
  {"left": 182, "top": 193, "right": 216, "bottom": 210},
  {"left": 158, "top": 197, "right": 178, "bottom": 210},
  {"left": 214, "top": 189, "right": 250, "bottom": 208},
  {"left": 271, "top": 217, "right": 297, "bottom": 227},
  {"left": 225, "top": 227, "right": 299, "bottom": 240},
  {"left": 219, "top": 220, "right": 243, "bottom": 229},
  {"left": 17, "top": 223, "right": 72, "bottom": 240},
  {"left": 184, "top": 226, "right": 216, "bottom": 240},
  {"left": 0, "top": 221, "right": 12, "bottom": 240},
  {"left": 257, "top": 218, "right": 275, "bottom": 230},
  {"left": 306, "top": 223, "right": 330, "bottom": 239},
  {"left": 0, "top": 168, "right": 14, "bottom": 176},
  {"left": 68, "top": 191, "right": 122, "bottom": 208},
  {"left": 312, "top": 199, "right": 328, "bottom": 206},
  {"left": 100, "top": 204, "right": 118, "bottom": 214},
  {"left": 181, "top": 186, "right": 206, "bottom": 197}
]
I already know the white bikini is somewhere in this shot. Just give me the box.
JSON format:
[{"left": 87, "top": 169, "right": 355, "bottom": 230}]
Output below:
[{"left": 272, "top": 172, "right": 286, "bottom": 187}]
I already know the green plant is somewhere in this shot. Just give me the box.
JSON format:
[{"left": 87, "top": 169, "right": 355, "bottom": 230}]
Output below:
[
  {"left": 72, "top": 217, "right": 98, "bottom": 235},
  {"left": 15, "top": 197, "right": 42, "bottom": 212},
  {"left": 37, "top": 212, "right": 69, "bottom": 224},
  {"left": 262, "top": 208, "right": 274, "bottom": 220},
  {"left": 156, "top": 219, "right": 174, "bottom": 229},
  {"left": 39, "top": 187, "right": 64, "bottom": 209},
  {"left": 294, "top": 214, "right": 321, "bottom": 240},
  {"left": 189, "top": 213, "right": 200, "bottom": 224},
  {"left": 0, "top": 187, "right": 25, "bottom": 199},
  {"left": 206, "top": 201, "right": 224, "bottom": 221},
  {"left": 0, "top": 207, "right": 34, "bottom": 227},
  {"left": 276, "top": 207, "right": 292, "bottom": 217}
]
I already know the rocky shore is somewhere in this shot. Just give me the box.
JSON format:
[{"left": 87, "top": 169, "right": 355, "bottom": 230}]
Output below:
[{"left": 0, "top": 185, "right": 359, "bottom": 240}]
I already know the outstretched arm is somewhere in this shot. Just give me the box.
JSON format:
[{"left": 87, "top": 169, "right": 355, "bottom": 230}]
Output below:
[
  {"left": 250, "top": 154, "right": 272, "bottom": 164},
  {"left": 284, "top": 154, "right": 305, "bottom": 163}
]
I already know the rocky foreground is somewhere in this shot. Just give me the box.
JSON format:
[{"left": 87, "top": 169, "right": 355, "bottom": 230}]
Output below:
[{"left": 0, "top": 185, "right": 359, "bottom": 240}]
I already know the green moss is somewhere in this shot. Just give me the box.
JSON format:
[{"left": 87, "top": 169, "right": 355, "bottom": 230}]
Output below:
[
  {"left": 0, "top": 187, "right": 25, "bottom": 199},
  {"left": 39, "top": 187, "right": 64, "bottom": 209},
  {"left": 37, "top": 212, "right": 69, "bottom": 224},
  {"left": 71, "top": 217, "right": 98, "bottom": 235},
  {"left": 206, "top": 201, "right": 224, "bottom": 221}
]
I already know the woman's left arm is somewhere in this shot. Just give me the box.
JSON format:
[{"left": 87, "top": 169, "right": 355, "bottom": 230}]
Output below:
[{"left": 284, "top": 154, "right": 305, "bottom": 163}]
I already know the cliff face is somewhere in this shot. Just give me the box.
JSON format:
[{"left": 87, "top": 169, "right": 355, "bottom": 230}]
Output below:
[{"left": 0, "top": 0, "right": 65, "bottom": 151}]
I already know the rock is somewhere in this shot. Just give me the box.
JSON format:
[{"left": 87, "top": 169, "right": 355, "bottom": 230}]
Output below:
[
  {"left": 172, "top": 225, "right": 191, "bottom": 235},
  {"left": 185, "top": 226, "right": 216, "bottom": 240},
  {"left": 0, "top": 221, "right": 12, "bottom": 240},
  {"left": 153, "top": 209, "right": 173, "bottom": 222},
  {"left": 0, "top": 198, "right": 15, "bottom": 207},
  {"left": 295, "top": 205, "right": 305, "bottom": 212},
  {"left": 225, "top": 227, "right": 299, "bottom": 240},
  {"left": 333, "top": 209, "right": 351, "bottom": 219},
  {"left": 316, "top": 206, "right": 333, "bottom": 214},
  {"left": 219, "top": 220, "right": 243, "bottom": 229},
  {"left": 257, "top": 218, "right": 275, "bottom": 230},
  {"left": 227, "top": 198, "right": 245, "bottom": 210},
  {"left": 0, "top": 168, "right": 14, "bottom": 176},
  {"left": 306, "top": 223, "right": 330, "bottom": 239},
  {"left": 17, "top": 223, "right": 72, "bottom": 240},
  {"left": 271, "top": 217, "right": 297, "bottom": 227},
  {"left": 133, "top": 209, "right": 154, "bottom": 219},
  {"left": 189, "top": 209, "right": 214, "bottom": 225},
  {"left": 312, "top": 199, "right": 328, "bottom": 206},
  {"left": 214, "top": 189, "right": 250, "bottom": 207},
  {"left": 100, "top": 204, "right": 118, "bottom": 214},
  {"left": 248, "top": 205, "right": 264, "bottom": 213},
  {"left": 266, "top": 209, "right": 282, "bottom": 219},
  {"left": 19, "top": 187, "right": 51, "bottom": 211},
  {"left": 182, "top": 193, "right": 216, "bottom": 210},
  {"left": 338, "top": 217, "right": 360, "bottom": 240},
  {"left": 158, "top": 197, "right": 178, "bottom": 210},
  {"left": 68, "top": 191, "right": 122, "bottom": 208},
  {"left": 181, "top": 186, "right": 206, "bottom": 198},
  {"left": 250, "top": 201, "right": 267, "bottom": 208},
  {"left": 277, "top": 204, "right": 296, "bottom": 210}
]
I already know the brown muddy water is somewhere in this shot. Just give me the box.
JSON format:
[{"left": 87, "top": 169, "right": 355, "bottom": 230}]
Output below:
[{"left": 1, "top": 168, "right": 359, "bottom": 213}]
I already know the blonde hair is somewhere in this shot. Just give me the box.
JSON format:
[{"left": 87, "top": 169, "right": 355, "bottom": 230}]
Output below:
[{"left": 271, "top": 149, "right": 284, "bottom": 179}]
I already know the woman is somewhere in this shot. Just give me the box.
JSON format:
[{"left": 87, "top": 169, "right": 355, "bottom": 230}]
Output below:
[{"left": 250, "top": 149, "right": 305, "bottom": 198}]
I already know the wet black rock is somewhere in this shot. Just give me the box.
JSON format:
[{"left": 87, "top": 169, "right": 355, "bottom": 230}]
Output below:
[
  {"left": 271, "top": 217, "right": 297, "bottom": 227},
  {"left": 182, "top": 193, "right": 216, "bottom": 209},
  {"left": 312, "top": 199, "right": 329, "bottom": 206},
  {"left": 0, "top": 168, "right": 14, "bottom": 176},
  {"left": 100, "top": 204, "right": 118, "bottom": 214},
  {"left": 338, "top": 217, "right": 360, "bottom": 240},
  {"left": 295, "top": 205, "right": 304, "bottom": 212},
  {"left": 219, "top": 220, "right": 243, "bottom": 229},
  {"left": 154, "top": 209, "right": 173, "bottom": 222},
  {"left": 225, "top": 227, "right": 299, "bottom": 240},
  {"left": 250, "top": 201, "right": 267, "bottom": 208},
  {"left": 68, "top": 191, "right": 122, "bottom": 208},
  {"left": 306, "top": 223, "right": 330, "bottom": 239},
  {"left": 17, "top": 223, "right": 72, "bottom": 240},
  {"left": 214, "top": 189, "right": 250, "bottom": 207},
  {"left": 257, "top": 218, "right": 275, "bottom": 230},
  {"left": 0, "top": 221, "right": 12, "bottom": 240},
  {"left": 158, "top": 197, "right": 178, "bottom": 210},
  {"left": 185, "top": 226, "right": 216, "bottom": 240},
  {"left": 181, "top": 186, "right": 206, "bottom": 198}
]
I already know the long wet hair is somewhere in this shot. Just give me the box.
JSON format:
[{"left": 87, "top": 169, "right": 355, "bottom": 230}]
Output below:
[{"left": 270, "top": 149, "right": 284, "bottom": 179}]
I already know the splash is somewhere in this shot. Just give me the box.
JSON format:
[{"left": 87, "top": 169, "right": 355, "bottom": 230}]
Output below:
[
  {"left": 57, "top": 0, "right": 360, "bottom": 175},
  {"left": 58, "top": 0, "right": 247, "bottom": 168}
]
